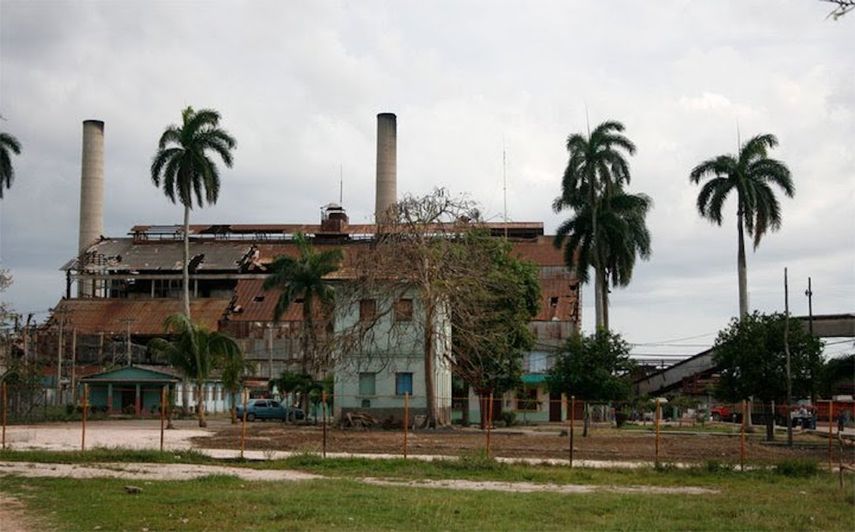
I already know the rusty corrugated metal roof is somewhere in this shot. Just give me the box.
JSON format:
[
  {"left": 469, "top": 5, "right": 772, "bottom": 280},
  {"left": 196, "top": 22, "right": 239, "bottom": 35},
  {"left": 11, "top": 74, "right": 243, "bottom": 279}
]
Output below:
[
  {"left": 50, "top": 298, "right": 231, "bottom": 335},
  {"left": 65, "top": 238, "right": 254, "bottom": 272}
]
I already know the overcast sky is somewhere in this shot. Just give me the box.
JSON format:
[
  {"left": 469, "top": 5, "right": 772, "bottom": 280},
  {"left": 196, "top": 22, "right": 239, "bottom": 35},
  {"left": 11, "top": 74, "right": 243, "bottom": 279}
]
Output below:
[{"left": 0, "top": 0, "right": 852, "bottom": 358}]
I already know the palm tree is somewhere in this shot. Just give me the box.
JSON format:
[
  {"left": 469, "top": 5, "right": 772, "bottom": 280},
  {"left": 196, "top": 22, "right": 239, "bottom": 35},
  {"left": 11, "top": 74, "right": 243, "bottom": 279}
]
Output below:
[
  {"left": 554, "top": 189, "right": 652, "bottom": 330},
  {"left": 263, "top": 234, "right": 342, "bottom": 378},
  {"left": 0, "top": 132, "right": 22, "bottom": 199},
  {"left": 149, "top": 314, "right": 241, "bottom": 428},
  {"left": 221, "top": 350, "right": 255, "bottom": 424},
  {"left": 690, "top": 133, "right": 794, "bottom": 319},
  {"left": 150, "top": 107, "right": 236, "bottom": 318},
  {"left": 555, "top": 120, "right": 636, "bottom": 330}
]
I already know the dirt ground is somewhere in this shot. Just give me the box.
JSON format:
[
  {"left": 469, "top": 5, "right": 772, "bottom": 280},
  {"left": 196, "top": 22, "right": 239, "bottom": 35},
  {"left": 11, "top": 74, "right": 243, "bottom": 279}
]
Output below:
[{"left": 194, "top": 421, "right": 846, "bottom": 464}]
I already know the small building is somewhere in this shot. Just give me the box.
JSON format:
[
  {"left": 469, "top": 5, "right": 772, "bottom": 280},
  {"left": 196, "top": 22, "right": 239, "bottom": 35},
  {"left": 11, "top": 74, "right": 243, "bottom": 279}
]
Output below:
[
  {"left": 80, "top": 365, "right": 178, "bottom": 416},
  {"left": 80, "top": 365, "right": 233, "bottom": 416}
]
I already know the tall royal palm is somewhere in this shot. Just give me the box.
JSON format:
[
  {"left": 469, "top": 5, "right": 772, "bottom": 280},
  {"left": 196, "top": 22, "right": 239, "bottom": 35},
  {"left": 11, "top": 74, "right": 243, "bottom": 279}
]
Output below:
[
  {"left": 0, "top": 132, "right": 22, "bottom": 199},
  {"left": 149, "top": 314, "right": 241, "bottom": 428},
  {"left": 554, "top": 120, "right": 636, "bottom": 330},
  {"left": 150, "top": 107, "right": 236, "bottom": 318},
  {"left": 690, "top": 133, "right": 794, "bottom": 319},
  {"left": 263, "top": 233, "right": 342, "bottom": 377},
  {"left": 555, "top": 189, "right": 652, "bottom": 330}
]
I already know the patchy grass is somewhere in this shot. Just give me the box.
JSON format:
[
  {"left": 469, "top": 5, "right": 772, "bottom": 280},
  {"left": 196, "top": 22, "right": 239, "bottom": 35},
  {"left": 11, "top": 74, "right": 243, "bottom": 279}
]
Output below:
[
  {"left": 0, "top": 447, "right": 212, "bottom": 465},
  {"left": 1, "top": 470, "right": 852, "bottom": 531}
]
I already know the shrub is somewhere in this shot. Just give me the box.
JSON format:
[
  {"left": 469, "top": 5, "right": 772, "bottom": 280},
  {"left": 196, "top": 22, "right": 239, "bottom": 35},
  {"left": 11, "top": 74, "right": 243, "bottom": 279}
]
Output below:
[
  {"left": 775, "top": 459, "right": 819, "bottom": 477},
  {"left": 704, "top": 460, "right": 733, "bottom": 474},
  {"left": 501, "top": 412, "right": 516, "bottom": 427}
]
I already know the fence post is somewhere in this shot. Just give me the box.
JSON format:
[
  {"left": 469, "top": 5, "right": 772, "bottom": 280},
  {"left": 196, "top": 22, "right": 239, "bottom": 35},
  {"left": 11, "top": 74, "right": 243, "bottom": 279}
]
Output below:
[
  {"left": 403, "top": 392, "right": 409, "bottom": 459},
  {"left": 81, "top": 384, "right": 88, "bottom": 452},
  {"left": 653, "top": 399, "right": 662, "bottom": 467},
  {"left": 240, "top": 388, "right": 248, "bottom": 460},
  {"left": 486, "top": 392, "right": 493, "bottom": 458},
  {"left": 2, "top": 382, "right": 7, "bottom": 450},
  {"left": 569, "top": 395, "right": 575, "bottom": 468},
  {"left": 828, "top": 400, "right": 834, "bottom": 472},
  {"left": 740, "top": 399, "right": 746, "bottom": 471},
  {"left": 839, "top": 433, "right": 844, "bottom": 489},
  {"left": 160, "top": 386, "right": 166, "bottom": 452},
  {"left": 322, "top": 390, "right": 328, "bottom": 459}
]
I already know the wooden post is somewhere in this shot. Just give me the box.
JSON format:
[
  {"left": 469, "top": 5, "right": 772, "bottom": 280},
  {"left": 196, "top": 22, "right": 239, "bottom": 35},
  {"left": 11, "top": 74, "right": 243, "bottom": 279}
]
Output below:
[
  {"left": 71, "top": 328, "right": 77, "bottom": 404},
  {"left": 322, "top": 390, "right": 328, "bottom": 459},
  {"left": 828, "top": 400, "right": 834, "bottom": 472},
  {"left": 403, "top": 392, "right": 409, "bottom": 459},
  {"left": 839, "top": 433, "right": 844, "bottom": 489},
  {"left": 160, "top": 386, "right": 166, "bottom": 452},
  {"left": 2, "top": 382, "right": 7, "bottom": 450},
  {"left": 569, "top": 395, "right": 575, "bottom": 468},
  {"left": 486, "top": 392, "right": 494, "bottom": 458},
  {"left": 740, "top": 399, "right": 747, "bottom": 471},
  {"left": 240, "top": 388, "right": 248, "bottom": 460},
  {"left": 81, "top": 384, "right": 88, "bottom": 451},
  {"left": 653, "top": 399, "right": 662, "bottom": 467}
]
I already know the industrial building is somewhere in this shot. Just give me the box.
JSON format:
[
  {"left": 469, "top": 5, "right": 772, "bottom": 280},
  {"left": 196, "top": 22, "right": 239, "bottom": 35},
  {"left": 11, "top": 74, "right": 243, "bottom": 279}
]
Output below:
[{"left": 34, "top": 113, "right": 580, "bottom": 421}]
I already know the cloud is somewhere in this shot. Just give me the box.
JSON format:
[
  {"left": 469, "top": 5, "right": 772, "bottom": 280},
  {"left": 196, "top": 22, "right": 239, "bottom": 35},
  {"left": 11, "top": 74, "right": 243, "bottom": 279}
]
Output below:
[{"left": 0, "top": 0, "right": 852, "bottom": 355}]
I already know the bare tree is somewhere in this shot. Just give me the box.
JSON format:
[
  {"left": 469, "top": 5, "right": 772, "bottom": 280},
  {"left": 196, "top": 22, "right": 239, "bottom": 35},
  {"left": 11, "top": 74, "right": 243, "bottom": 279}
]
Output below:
[
  {"left": 822, "top": 0, "right": 855, "bottom": 19},
  {"left": 347, "top": 188, "right": 480, "bottom": 427}
]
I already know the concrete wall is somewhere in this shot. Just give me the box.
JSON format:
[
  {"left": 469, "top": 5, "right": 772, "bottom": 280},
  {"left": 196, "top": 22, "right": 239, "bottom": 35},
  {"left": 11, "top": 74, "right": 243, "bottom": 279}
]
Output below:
[{"left": 333, "top": 287, "right": 452, "bottom": 422}]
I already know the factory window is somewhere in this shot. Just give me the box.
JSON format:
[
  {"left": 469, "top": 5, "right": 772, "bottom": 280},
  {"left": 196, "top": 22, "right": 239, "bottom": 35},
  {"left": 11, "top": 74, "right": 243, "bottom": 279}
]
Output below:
[
  {"left": 359, "top": 299, "right": 376, "bottom": 322},
  {"left": 549, "top": 296, "right": 559, "bottom": 307},
  {"left": 517, "top": 388, "right": 538, "bottom": 411},
  {"left": 253, "top": 295, "right": 265, "bottom": 303},
  {"left": 394, "top": 299, "right": 413, "bottom": 322},
  {"left": 395, "top": 372, "right": 413, "bottom": 396},
  {"left": 358, "top": 373, "right": 376, "bottom": 396}
]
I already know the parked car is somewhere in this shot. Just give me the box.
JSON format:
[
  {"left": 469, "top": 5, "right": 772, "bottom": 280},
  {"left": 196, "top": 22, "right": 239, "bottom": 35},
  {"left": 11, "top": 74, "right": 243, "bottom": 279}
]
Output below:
[{"left": 235, "top": 399, "right": 305, "bottom": 422}]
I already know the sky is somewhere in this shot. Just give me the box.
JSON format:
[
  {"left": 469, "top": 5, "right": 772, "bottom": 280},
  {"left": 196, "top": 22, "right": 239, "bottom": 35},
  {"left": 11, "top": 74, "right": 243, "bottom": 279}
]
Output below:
[{"left": 0, "top": 0, "right": 853, "bottom": 359}]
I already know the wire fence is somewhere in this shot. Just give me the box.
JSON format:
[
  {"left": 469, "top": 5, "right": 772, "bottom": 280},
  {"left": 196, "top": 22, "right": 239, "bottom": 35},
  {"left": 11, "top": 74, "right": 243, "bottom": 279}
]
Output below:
[{"left": 1, "top": 384, "right": 853, "bottom": 474}]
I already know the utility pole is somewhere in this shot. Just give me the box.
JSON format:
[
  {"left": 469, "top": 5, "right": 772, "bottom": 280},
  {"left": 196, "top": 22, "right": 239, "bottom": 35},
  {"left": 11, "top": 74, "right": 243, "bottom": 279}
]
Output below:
[
  {"left": 267, "top": 325, "right": 274, "bottom": 380},
  {"left": 784, "top": 268, "right": 793, "bottom": 447},
  {"left": 71, "top": 328, "right": 77, "bottom": 404},
  {"left": 56, "top": 310, "right": 66, "bottom": 405},
  {"left": 805, "top": 277, "right": 814, "bottom": 337},
  {"left": 121, "top": 319, "right": 134, "bottom": 366}
]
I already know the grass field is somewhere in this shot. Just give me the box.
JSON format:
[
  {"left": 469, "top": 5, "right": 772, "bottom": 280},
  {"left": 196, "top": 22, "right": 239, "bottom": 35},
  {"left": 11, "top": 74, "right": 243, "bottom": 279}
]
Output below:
[{"left": 1, "top": 449, "right": 852, "bottom": 530}]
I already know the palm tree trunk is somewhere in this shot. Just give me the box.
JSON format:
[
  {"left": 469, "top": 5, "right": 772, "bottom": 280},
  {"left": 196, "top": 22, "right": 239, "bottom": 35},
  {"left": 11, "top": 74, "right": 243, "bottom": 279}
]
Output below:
[
  {"left": 196, "top": 382, "right": 207, "bottom": 428},
  {"left": 301, "top": 300, "right": 312, "bottom": 421},
  {"left": 183, "top": 204, "right": 192, "bottom": 319},
  {"left": 737, "top": 210, "right": 749, "bottom": 319},
  {"left": 601, "top": 272, "right": 610, "bottom": 332},
  {"left": 590, "top": 172, "right": 605, "bottom": 331},
  {"left": 230, "top": 390, "right": 237, "bottom": 424}
]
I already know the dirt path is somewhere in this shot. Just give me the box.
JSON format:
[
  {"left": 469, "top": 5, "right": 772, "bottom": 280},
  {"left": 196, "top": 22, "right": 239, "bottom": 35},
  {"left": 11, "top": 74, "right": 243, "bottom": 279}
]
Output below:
[
  {"left": 360, "top": 477, "right": 719, "bottom": 495},
  {"left": 0, "top": 461, "right": 320, "bottom": 482},
  {"left": 0, "top": 494, "right": 37, "bottom": 532},
  {"left": 0, "top": 461, "right": 717, "bottom": 495}
]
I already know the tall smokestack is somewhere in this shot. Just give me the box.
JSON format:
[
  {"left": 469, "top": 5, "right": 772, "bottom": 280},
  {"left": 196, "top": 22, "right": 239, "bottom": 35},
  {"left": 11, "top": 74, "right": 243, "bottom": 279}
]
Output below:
[
  {"left": 375, "top": 112, "right": 397, "bottom": 223},
  {"left": 78, "top": 119, "right": 105, "bottom": 297}
]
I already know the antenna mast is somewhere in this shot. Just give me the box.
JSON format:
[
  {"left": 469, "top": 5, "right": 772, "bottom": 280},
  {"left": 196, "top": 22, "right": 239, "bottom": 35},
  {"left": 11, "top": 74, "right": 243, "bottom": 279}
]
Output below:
[
  {"left": 502, "top": 140, "right": 508, "bottom": 239},
  {"left": 339, "top": 164, "right": 343, "bottom": 205}
]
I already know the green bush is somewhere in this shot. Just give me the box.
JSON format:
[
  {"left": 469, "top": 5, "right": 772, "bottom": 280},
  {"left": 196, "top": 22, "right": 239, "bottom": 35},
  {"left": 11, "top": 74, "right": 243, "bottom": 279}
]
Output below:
[
  {"left": 501, "top": 412, "right": 516, "bottom": 427},
  {"left": 704, "top": 460, "right": 733, "bottom": 474},
  {"left": 775, "top": 459, "right": 819, "bottom": 477}
]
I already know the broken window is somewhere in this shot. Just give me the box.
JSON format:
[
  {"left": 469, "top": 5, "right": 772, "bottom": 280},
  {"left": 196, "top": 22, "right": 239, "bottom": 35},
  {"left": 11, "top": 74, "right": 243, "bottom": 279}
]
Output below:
[
  {"left": 516, "top": 388, "right": 539, "bottom": 411},
  {"left": 394, "top": 298, "right": 414, "bottom": 322},
  {"left": 359, "top": 299, "right": 376, "bottom": 322}
]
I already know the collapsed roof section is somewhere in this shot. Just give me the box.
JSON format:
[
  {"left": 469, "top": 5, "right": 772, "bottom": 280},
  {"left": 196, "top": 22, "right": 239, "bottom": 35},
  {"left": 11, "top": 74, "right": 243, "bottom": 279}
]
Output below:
[{"left": 48, "top": 298, "right": 231, "bottom": 335}]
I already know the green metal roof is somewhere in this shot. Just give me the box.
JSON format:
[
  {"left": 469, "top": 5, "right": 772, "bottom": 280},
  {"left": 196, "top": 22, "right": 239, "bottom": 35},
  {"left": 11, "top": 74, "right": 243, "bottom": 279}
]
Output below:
[
  {"left": 521, "top": 374, "right": 547, "bottom": 385},
  {"left": 81, "top": 366, "right": 180, "bottom": 384}
]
